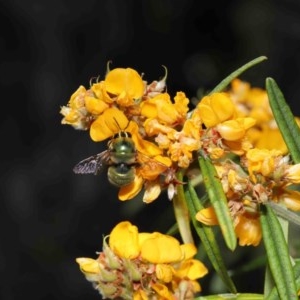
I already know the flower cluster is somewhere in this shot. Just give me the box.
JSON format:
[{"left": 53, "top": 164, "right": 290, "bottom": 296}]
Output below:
[
  {"left": 196, "top": 146, "right": 300, "bottom": 246},
  {"left": 229, "top": 78, "right": 292, "bottom": 153},
  {"left": 76, "top": 221, "right": 208, "bottom": 299},
  {"left": 60, "top": 67, "right": 258, "bottom": 203},
  {"left": 61, "top": 63, "right": 300, "bottom": 298}
]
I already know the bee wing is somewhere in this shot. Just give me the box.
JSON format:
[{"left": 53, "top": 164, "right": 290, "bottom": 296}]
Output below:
[{"left": 73, "top": 150, "right": 111, "bottom": 175}]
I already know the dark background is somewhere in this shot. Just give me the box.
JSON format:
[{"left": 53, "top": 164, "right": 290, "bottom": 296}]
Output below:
[{"left": 1, "top": 0, "right": 300, "bottom": 299}]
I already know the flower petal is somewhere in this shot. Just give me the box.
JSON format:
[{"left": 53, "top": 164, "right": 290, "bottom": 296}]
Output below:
[
  {"left": 282, "top": 190, "right": 300, "bottom": 211},
  {"left": 90, "top": 108, "right": 129, "bottom": 141},
  {"left": 195, "top": 207, "right": 218, "bottom": 225},
  {"left": 118, "top": 175, "right": 143, "bottom": 201},
  {"left": 105, "top": 68, "right": 144, "bottom": 99},
  {"left": 176, "top": 259, "right": 208, "bottom": 280},
  {"left": 155, "top": 264, "right": 174, "bottom": 283},
  {"left": 198, "top": 93, "right": 236, "bottom": 127},
  {"left": 109, "top": 221, "right": 140, "bottom": 259},
  {"left": 140, "top": 232, "right": 183, "bottom": 263},
  {"left": 85, "top": 95, "right": 109, "bottom": 115},
  {"left": 151, "top": 283, "right": 174, "bottom": 300},
  {"left": 180, "top": 243, "right": 197, "bottom": 260},
  {"left": 235, "top": 214, "right": 261, "bottom": 246}
]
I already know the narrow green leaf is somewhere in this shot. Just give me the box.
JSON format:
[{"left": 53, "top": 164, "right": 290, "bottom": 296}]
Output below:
[
  {"left": 260, "top": 205, "right": 298, "bottom": 299},
  {"left": 266, "top": 77, "right": 300, "bottom": 163},
  {"left": 185, "top": 182, "right": 237, "bottom": 293},
  {"left": 266, "top": 262, "right": 300, "bottom": 300},
  {"left": 209, "top": 56, "right": 267, "bottom": 94},
  {"left": 195, "top": 294, "right": 263, "bottom": 300},
  {"left": 198, "top": 156, "right": 237, "bottom": 250},
  {"left": 173, "top": 171, "right": 194, "bottom": 244},
  {"left": 266, "top": 201, "right": 300, "bottom": 227}
]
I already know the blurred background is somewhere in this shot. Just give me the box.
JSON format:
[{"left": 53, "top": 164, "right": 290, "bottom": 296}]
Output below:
[{"left": 1, "top": 0, "right": 300, "bottom": 299}]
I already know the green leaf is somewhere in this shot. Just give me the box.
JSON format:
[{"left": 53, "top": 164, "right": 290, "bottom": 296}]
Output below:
[
  {"left": 195, "top": 294, "right": 263, "bottom": 300},
  {"left": 173, "top": 171, "right": 194, "bottom": 244},
  {"left": 266, "top": 201, "right": 300, "bottom": 227},
  {"left": 209, "top": 56, "right": 267, "bottom": 94},
  {"left": 266, "top": 262, "right": 300, "bottom": 300},
  {"left": 260, "top": 204, "right": 298, "bottom": 299},
  {"left": 198, "top": 156, "right": 237, "bottom": 250},
  {"left": 185, "top": 181, "right": 237, "bottom": 293},
  {"left": 266, "top": 77, "right": 300, "bottom": 163}
]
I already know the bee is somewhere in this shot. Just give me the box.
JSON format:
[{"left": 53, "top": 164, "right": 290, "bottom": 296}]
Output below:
[{"left": 73, "top": 130, "right": 138, "bottom": 187}]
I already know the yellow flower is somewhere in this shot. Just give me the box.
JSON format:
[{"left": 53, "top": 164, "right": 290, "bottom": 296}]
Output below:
[
  {"left": 109, "top": 221, "right": 140, "bottom": 259},
  {"left": 281, "top": 190, "right": 300, "bottom": 211},
  {"left": 197, "top": 92, "right": 236, "bottom": 128},
  {"left": 143, "top": 105, "right": 202, "bottom": 169},
  {"left": 229, "top": 78, "right": 272, "bottom": 123},
  {"left": 140, "top": 92, "right": 189, "bottom": 126},
  {"left": 227, "top": 79, "right": 300, "bottom": 154},
  {"left": 196, "top": 92, "right": 256, "bottom": 159},
  {"left": 118, "top": 175, "right": 144, "bottom": 201},
  {"left": 246, "top": 148, "right": 283, "bottom": 179},
  {"left": 216, "top": 117, "right": 256, "bottom": 141},
  {"left": 142, "top": 181, "right": 162, "bottom": 203},
  {"left": 91, "top": 80, "right": 114, "bottom": 103},
  {"left": 155, "top": 264, "right": 174, "bottom": 283},
  {"left": 77, "top": 221, "right": 208, "bottom": 299},
  {"left": 175, "top": 259, "right": 208, "bottom": 281},
  {"left": 196, "top": 207, "right": 262, "bottom": 246},
  {"left": 234, "top": 214, "right": 262, "bottom": 246},
  {"left": 285, "top": 163, "right": 300, "bottom": 183},
  {"left": 248, "top": 124, "right": 288, "bottom": 153},
  {"left": 139, "top": 232, "right": 183, "bottom": 263},
  {"left": 196, "top": 150, "right": 300, "bottom": 247},
  {"left": 60, "top": 85, "right": 91, "bottom": 130},
  {"left": 195, "top": 207, "right": 218, "bottom": 225},
  {"left": 105, "top": 67, "right": 145, "bottom": 105},
  {"left": 90, "top": 107, "right": 130, "bottom": 141}
]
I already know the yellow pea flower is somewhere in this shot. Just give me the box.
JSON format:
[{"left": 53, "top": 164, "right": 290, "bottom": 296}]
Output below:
[
  {"left": 140, "top": 92, "right": 189, "bottom": 125},
  {"left": 175, "top": 259, "right": 208, "bottom": 281},
  {"left": 197, "top": 92, "right": 236, "bottom": 128},
  {"left": 196, "top": 207, "right": 218, "bottom": 225},
  {"left": 234, "top": 214, "right": 262, "bottom": 246},
  {"left": 118, "top": 175, "right": 144, "bottom": 201},
  {"left": 109, "top": 221, "right": 140, "bottom": 259},
  {"left": 105, "top": 67, "right": 145, "bottom": 105},
  {"left": 84, "top": 95, "right": 109, "bottom": 115},
  {"left": 216, "top": 117, "right": 256, "bottom": 141},
  {"left": 285, "top": 163, "right": 300, "bottom": 183},
  {"left": 155, "top": 264, "right": 174, "bottom": 283},
  {"left": 90, "top": 107, "right": 129, "bottom": 141},
  {"left": 246, "top": 148, "right": 283, "bottom": 179},
  {"left": 140, "top": 232, "right": 183, "bottom": 263},
  {"left": 60, "top": 85, "right": 91, "bottom": 130},
  {"left": 76, "top": 221, "right": 208, "bottom": 299},
  {"left": 282, "top": 190, "right": 300, "bottom": 211}
]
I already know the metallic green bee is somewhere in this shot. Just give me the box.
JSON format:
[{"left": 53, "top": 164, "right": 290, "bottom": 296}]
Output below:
[{"left": 73, "top": 130, "right": 138, "bottom": 187}]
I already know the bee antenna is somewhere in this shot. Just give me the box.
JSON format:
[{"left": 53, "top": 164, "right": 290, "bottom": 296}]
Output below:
[
  {"left": 113, "top": 117, "right": 130, "bottom": 132},
  {"left": 113, "top": 117, "right": 121, "bottom": 131}
]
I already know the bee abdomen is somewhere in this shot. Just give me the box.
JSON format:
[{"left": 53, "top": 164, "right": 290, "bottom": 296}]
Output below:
[{"left": 107, "top": 164, "right": 136, "bottom": 187}]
